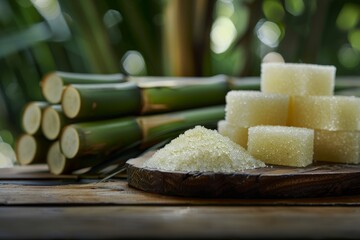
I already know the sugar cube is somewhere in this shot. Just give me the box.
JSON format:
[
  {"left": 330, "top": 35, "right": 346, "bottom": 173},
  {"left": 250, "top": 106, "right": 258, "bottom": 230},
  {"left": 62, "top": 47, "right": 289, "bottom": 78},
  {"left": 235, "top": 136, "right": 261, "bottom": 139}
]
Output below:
[
  {"left": 248, "top": 126, "right": 314, "bottom": 167},
  {"left": 288, "top": 95, "right": 360, "bottom": 131},
  {"left": 217, "top": 120, "right": 248, "bottom": 148},
  {"left": 225, "top": 91, "right": 289, "bottom": 127},
  {"left": 261, "top": 63, "right": 335, "bottom": 96},
  {"left": 314, "top": 130, "right": 360, "bottom": 164}
]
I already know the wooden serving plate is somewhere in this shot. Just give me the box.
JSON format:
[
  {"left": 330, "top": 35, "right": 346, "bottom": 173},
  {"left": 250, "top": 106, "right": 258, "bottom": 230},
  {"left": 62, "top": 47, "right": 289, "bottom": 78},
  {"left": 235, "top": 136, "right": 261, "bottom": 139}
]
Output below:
[{"left": 127, "top": 152, "right": 360, "bottom": 198}]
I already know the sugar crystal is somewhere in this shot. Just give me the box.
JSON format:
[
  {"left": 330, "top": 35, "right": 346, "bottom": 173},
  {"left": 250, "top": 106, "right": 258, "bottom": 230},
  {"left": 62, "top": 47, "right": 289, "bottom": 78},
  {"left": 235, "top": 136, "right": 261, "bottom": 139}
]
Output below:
[{"left": 143, "top": 126, "right": 265, "bottom": 173}]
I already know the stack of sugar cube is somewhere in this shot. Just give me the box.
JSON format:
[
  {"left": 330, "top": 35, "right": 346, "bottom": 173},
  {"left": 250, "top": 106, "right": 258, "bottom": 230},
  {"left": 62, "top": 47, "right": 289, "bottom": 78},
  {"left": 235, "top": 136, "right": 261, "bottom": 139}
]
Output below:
[{"left": 219, "top": 62, "right": 360, "bottom": 167}]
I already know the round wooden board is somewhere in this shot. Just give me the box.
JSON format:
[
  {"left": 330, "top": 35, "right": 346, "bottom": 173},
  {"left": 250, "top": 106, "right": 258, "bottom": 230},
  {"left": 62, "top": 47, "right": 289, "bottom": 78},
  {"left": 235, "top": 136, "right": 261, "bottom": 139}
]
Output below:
[{"left": 126, "top": 152, "right": 360, "bottom": 198}]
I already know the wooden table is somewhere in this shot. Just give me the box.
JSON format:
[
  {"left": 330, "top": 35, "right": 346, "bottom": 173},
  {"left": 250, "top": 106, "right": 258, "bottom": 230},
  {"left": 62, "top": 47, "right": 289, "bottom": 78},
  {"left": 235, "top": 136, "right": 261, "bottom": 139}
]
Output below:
[{"left": 2, "top": 165, "right": 360, "bottom": 239}]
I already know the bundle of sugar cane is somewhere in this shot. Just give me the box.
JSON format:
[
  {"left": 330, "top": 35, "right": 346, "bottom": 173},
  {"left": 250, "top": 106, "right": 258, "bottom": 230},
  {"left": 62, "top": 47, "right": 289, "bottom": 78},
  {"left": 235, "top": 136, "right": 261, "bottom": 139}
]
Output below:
[
  {"left": 17, "top": 72, "right": 126, "bottom": 166},
  {"left": 49, "top": 105, "right": 224, "bottom": 174},
  {"left": 18, "top": 72, "right": 235, "bottom": 169},
  {"left": 21, "top": 101, "right": 49, "bottom": 135}
]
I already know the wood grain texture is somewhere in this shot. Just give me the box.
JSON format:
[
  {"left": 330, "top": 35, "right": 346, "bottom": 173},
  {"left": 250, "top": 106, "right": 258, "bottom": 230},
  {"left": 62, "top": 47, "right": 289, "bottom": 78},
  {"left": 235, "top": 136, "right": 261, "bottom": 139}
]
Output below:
[
  {"left": 3, "top": 165, "right": 360, "bottom": 206},
  {"left": 127, "top": 152, "right": 360, "bottom": 198},
  {"left": 1, "top": 206, "right": 360, "bottom": 239},
  {"left": 2, "top": 178, "right": 360, "bottom": 206},
  {"left": 3, "top": 165, "right": 360, "bottom": 239},
  {"left": 0, "top": 165, "right": 76, "bottom": 180}
]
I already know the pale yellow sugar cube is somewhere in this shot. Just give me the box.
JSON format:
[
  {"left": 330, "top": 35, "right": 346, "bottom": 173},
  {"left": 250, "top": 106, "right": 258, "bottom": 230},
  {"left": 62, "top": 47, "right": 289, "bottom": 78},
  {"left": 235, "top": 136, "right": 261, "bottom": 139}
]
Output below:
[
  {"left": 225, "top": 91, "right": 289, "bottom": 127},
  {"left": 217, "top": 120, "right": 248, "bottom": 148},
  {"left": 261, "top": 63, "right": 335, "bottom": 96},
  {"left": 248, "top": 126, "right": 314, "bottom": 167},
  {"left": 288, "top": 95, "right": 360, "bottom": 131},
  {"left": 314, "top": 130, "right": 360, "bottom": 164}
]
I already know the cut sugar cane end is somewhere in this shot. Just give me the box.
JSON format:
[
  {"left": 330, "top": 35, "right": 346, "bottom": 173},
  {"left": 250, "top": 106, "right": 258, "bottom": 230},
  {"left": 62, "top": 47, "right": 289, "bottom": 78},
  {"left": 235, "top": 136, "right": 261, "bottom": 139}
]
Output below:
[
  {"left": 16, "top": 135, "right": 37, "bottom": 165},
  {"left": 41, "top": 73, "right": 64, "bottom": 104},
  {"left": 47, "top": 141, "right": 67, "bottom": 175},
  {"left": 16, "top": 135, "right": 50, "bottom": 165},
  {"left": 62, "top": 86, "right": 81, "bottom": 119},
  {"left": 60, "top": 126, "right": 80, "bottom": 159},
  {"left": 48, "top": 141, "right": 104, "bottom": 175},
  {"left": 22, "top": 102, "right": 47, "bottom": 135},
  {"left": 41, "top": 106, "right": 62, "bottom": 140}
]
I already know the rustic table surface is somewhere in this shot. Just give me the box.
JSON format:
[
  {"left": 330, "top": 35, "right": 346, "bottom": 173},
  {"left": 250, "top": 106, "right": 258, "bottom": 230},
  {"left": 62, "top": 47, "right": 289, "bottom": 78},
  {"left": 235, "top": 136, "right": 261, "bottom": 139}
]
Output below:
[{"left": 2, "top": 165, "right": 360, "bottom": 239}]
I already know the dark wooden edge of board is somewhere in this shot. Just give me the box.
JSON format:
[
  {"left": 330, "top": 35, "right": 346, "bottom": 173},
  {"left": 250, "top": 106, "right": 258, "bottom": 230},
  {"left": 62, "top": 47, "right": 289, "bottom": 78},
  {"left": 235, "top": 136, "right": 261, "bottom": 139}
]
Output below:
[{"left": 126, "top": 152, "right": 360, "bottom": 198}]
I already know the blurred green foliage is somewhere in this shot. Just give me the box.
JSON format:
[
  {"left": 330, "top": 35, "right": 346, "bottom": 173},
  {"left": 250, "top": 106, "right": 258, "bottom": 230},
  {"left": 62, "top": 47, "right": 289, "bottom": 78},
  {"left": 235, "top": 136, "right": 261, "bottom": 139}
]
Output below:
[{"left": 0, "top": 0, "right": 360, "bottom": 145}]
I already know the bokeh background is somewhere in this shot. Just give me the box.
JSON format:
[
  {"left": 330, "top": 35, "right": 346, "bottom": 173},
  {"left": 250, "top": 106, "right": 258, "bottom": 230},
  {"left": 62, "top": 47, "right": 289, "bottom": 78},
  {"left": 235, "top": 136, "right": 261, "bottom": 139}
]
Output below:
[{"left": 1, "top": 0, "right": 360, "bottom": 146}]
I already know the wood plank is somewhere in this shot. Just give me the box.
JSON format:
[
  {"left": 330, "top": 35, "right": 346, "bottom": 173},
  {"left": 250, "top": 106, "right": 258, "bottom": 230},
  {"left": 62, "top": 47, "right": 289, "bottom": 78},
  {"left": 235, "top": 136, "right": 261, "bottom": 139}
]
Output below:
[
  {"left": 127, "top": 152, "right": 360, "bottom": 198},
  {"left": 1, "top": 206, "right": 360, "bottom": 239},
  {"left": 2, "top": 162, "right": 360, "bottom": 206},
  {"left": 0, "top": 165, "right": 77, "bottom": 180},
  {"left": 0, "top": 165, "right": 126, "bottom": 181},
  {"left": 2, "top": 180, "right": 360, "bottom": 206}
]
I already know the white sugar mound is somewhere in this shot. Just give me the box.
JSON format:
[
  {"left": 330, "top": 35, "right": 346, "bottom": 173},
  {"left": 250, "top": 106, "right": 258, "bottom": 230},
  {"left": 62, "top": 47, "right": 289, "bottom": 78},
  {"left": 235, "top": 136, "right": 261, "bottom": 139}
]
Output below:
[{"left": 143, "top": 126, "right": 265, "bottom": 173}]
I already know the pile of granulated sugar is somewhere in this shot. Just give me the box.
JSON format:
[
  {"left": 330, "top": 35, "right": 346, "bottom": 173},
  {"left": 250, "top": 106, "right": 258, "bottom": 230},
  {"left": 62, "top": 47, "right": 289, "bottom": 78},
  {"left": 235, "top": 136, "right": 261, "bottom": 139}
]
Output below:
[{"left": 143, "top": 126, "right": 265, "bottom": 173}]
